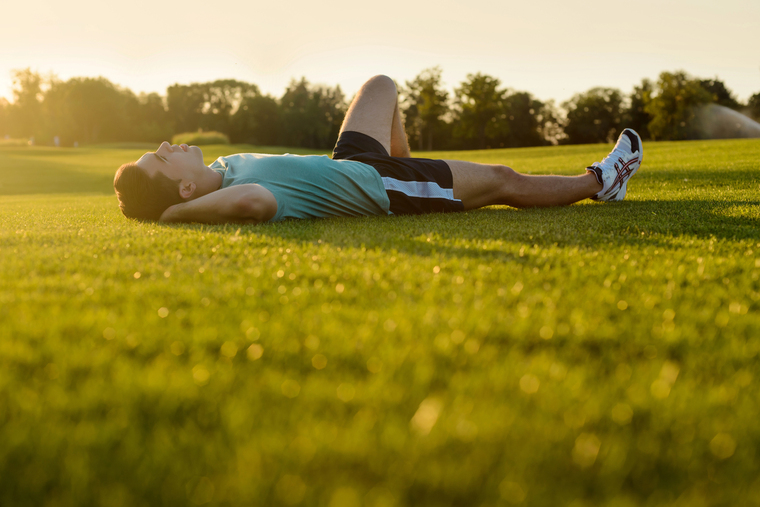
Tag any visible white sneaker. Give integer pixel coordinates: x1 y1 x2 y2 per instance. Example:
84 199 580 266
586 128 643 201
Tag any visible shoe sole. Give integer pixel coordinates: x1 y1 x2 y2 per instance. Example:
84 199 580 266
624 128 643 167
609 180 627 201
620 129 642 201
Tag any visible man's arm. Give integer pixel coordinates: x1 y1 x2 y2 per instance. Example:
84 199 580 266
159 184 278 224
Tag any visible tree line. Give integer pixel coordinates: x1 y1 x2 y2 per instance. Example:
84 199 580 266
1 67 759 150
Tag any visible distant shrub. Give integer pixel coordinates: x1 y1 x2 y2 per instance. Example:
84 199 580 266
171 131 230 145
0 138 31 147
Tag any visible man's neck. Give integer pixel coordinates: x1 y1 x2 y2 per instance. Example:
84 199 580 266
194 166 224 198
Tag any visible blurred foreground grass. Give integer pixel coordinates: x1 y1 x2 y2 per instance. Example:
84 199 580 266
1 140 759 506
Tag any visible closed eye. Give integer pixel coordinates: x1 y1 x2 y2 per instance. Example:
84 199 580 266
153 153 168 163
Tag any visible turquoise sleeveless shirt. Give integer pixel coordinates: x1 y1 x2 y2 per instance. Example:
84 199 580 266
210 153 391 222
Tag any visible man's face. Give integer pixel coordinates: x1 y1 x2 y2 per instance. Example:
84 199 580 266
136 142 206 182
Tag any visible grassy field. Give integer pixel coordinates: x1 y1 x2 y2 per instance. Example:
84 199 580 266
1 139 759 506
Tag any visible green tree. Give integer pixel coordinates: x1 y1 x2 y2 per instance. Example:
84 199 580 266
453 73 508 149
624 79 653 140
699 79 740 110
167 80 258 137
0 97 8 137
230 94 281 145
646 71 712 140
200 79 259 134
279 78 311 147
279 78 346 149
501 91 545 147
401 67 450 151
135 92 172 142
562 87 623 144
746 92 760 121
7 68 44 139
310 83 346 149
166 83 206 135
536 100 565 145
43 76 141 144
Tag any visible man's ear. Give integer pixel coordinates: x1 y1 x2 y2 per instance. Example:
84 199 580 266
179 181 196 200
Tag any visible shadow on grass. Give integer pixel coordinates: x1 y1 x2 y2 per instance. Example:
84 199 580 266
166 199 759 260
641 168 760 183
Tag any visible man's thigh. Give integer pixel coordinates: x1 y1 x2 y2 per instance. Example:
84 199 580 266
339 75 398 154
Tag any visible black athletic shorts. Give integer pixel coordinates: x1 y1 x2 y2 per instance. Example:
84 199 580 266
332 131 464 215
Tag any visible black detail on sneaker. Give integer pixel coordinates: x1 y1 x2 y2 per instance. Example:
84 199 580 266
623 129 639 153
587 166 603 185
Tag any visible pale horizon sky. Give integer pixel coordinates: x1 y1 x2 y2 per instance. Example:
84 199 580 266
2 0 759 107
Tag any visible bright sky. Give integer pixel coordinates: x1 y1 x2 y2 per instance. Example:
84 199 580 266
2 0 759 106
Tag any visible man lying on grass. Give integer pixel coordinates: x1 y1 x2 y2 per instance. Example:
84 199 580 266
113 75 643 224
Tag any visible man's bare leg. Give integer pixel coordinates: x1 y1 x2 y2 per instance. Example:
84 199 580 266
340 75 411 157
342 75 597 209
390 100 411 157
446 160 602 209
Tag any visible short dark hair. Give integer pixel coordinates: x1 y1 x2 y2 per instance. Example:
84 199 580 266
113 162 185 221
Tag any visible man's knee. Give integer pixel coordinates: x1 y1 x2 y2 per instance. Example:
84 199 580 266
492 165 520 196
361 75 397 96
492 165 517 183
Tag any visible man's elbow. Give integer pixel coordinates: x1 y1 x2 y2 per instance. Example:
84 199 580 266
232 198 258 220
234 197 274 223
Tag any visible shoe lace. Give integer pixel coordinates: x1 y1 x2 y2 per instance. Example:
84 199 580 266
602 150 632 169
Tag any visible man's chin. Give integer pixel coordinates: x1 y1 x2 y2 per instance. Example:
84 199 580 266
191 145 204 160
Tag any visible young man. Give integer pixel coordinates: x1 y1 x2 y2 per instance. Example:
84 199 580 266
113 75 642 224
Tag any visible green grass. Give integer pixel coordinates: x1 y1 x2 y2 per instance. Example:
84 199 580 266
1 140 759 506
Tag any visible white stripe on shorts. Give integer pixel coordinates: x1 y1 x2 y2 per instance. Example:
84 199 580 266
381 177 460 201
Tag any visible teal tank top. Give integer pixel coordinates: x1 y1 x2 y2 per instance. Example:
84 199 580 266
210 153 391 222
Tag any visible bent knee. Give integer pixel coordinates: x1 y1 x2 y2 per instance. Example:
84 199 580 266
362 74 397 94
